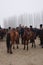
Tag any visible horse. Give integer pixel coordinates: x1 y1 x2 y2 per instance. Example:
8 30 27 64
0 28 7 39
6 28 19 54
29 28 43 48
21 28 36 50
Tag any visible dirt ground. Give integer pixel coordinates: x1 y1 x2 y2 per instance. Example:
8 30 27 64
0 38 43 65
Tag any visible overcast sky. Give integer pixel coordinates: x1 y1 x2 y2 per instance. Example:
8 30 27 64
0 0 43 27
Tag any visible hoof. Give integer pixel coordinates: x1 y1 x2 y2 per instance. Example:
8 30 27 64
42 46 43 48
10 51 13 54
31 46 33 48
7 50 9 53
34 45 36 48
32 45 33 48
13 47 15 49
23 48 25 50
17 46 19 49
27 48 28 51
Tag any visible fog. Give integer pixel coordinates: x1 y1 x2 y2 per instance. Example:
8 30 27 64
0 0 43 28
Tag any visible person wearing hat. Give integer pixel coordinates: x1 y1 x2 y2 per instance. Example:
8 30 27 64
39 24 43 48
30 25 34 32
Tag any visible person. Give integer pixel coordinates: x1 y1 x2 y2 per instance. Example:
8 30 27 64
29 25 36 47
39 24 43 48
30 25 34 32
19 24 22 36
20 25 24 44
40 24 43 30
8 27 11 31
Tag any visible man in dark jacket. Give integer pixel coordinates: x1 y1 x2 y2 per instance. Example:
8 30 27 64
20 26 24 44
30 25 35 32
39 24 43 48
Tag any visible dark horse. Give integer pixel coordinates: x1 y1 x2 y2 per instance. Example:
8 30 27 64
29 28 43 48
0 28 7 39
6 28 19 54
21 28 36 50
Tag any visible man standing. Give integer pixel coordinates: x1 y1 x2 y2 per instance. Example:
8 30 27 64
39 24 43 48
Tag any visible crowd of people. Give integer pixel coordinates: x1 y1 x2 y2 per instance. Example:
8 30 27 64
0 24 43 54
5 24 43 54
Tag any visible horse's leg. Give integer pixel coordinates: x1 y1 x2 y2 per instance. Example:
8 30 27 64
13 42 15 49
22 38 24 44
13 46 15 49
6 33 10 53
10 41 13 54
34 40 36 48
23 40 25 50
17 44 19 49
16 39 19 49
32 42 33 48
27 40 28 50
6 42 10 53
42 40 43 48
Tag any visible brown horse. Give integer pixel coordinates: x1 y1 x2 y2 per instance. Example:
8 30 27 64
22 28 36 50
6 28 19 54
